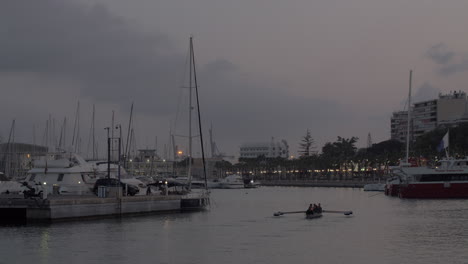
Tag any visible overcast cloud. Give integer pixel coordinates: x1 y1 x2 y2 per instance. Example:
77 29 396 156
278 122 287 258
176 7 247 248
1 0 467 158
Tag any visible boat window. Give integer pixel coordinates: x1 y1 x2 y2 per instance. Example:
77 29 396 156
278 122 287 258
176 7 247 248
420 174 468 182
57 174 65 181
82 174 93 183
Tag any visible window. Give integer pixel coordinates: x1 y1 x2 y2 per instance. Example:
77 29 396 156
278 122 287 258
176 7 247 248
57 174 65 181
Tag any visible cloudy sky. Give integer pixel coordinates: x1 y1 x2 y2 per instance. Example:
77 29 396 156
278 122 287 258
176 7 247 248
1 0 468 159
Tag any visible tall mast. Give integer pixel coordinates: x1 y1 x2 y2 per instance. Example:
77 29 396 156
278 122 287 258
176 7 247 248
406 70 412 163
111 110 115 160
209 123 214 158
125 102 134 167
192 37 208 190
72 101 80 153
187 36 193 188
63 117 67 150
92 104 96 159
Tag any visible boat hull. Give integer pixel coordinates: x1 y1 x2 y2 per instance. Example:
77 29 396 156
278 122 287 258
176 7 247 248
398 182 468 198
385 184 400 197
363 183 385 191
218 183 245 189
305 212 322 219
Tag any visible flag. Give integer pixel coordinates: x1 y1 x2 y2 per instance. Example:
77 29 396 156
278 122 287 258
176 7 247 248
437 131 449 152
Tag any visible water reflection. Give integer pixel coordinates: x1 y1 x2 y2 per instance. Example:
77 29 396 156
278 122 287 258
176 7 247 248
1 188 468 264
40 229 49 264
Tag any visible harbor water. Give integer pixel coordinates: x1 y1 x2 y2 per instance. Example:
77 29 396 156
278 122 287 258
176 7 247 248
1 186 468 264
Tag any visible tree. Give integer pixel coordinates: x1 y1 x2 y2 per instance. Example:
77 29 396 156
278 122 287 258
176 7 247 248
299 129 315 157
320 136 359 168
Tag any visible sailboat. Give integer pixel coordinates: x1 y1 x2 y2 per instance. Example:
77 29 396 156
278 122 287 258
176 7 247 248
385 70 413 197
384 71 468 198
179 36 210 210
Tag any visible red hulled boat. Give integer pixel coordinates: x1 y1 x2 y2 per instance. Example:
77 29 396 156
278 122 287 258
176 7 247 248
391 158 468 198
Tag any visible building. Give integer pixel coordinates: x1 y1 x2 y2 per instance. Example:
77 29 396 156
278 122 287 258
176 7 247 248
412 99 437 138
390 111 409 142
239 138 289 159
391 91 468 142
437 91 468 125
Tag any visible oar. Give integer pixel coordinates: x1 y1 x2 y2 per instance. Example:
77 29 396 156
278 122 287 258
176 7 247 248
273 211 305 216
322 210 353 215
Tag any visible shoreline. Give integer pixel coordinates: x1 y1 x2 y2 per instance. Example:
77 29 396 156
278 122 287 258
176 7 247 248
260 180 385 188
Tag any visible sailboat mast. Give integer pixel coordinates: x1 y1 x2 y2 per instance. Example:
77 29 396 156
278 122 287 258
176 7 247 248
125 102 134 168
406 70 412 163
92 104 96 159
187 37 194 188
192 37 208 190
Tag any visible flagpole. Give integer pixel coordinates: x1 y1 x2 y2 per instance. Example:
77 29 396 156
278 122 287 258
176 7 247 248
446 128 450 159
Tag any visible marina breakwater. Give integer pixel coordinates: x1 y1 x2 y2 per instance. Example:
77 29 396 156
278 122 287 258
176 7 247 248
260 179 384 188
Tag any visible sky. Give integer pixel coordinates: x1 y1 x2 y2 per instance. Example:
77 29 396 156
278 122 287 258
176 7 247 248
1 0 468 159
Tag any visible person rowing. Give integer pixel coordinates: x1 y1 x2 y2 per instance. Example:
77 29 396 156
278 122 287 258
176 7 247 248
306 203 321 215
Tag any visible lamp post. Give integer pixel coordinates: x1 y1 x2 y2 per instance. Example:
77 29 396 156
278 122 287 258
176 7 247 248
104 127 110 179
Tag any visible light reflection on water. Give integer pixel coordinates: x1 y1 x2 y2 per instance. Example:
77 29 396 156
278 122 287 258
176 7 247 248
1 187 468 264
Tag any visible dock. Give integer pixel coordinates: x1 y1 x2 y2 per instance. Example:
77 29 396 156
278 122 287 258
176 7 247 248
0 193 182 222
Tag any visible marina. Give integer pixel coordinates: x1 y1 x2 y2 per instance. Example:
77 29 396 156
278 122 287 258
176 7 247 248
2 187 468 264
2 0 468 263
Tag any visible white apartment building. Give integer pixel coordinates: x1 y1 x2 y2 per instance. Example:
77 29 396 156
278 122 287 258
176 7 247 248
391 91 468 142
390 111 409 142
239 138 289 159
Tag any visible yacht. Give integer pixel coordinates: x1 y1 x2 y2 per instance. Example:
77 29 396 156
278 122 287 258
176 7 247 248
394 158 468 198
25 153 96 195
219 174 245 189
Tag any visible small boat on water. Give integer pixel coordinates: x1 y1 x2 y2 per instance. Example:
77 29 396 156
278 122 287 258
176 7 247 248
305 212 322 219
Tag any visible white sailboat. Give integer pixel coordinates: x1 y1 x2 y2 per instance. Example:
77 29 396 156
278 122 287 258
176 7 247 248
179 36 210 210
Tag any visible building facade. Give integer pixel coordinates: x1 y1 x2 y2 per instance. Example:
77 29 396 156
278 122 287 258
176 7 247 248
239 138 289 159
412 99 437 138
391 111 409 142
391 91 468 142
437 91 468 125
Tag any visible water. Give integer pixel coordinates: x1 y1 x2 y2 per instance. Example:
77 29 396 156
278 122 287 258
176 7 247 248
1 187 468 264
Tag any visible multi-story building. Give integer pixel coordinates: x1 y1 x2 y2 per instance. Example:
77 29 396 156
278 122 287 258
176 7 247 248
391 111 409 142
438 91 468 125
239 138 289 159
412 99 437 138
391 91 468 142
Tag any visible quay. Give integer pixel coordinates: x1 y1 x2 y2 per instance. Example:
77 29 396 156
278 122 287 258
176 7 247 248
261 180 384 188
0 193 182 223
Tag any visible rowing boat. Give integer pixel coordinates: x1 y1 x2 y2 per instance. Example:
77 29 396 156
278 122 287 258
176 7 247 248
305 212 322 219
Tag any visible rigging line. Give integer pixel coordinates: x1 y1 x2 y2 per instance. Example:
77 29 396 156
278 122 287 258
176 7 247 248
191 37 209 190
173 43 192 135
125 102 133 165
